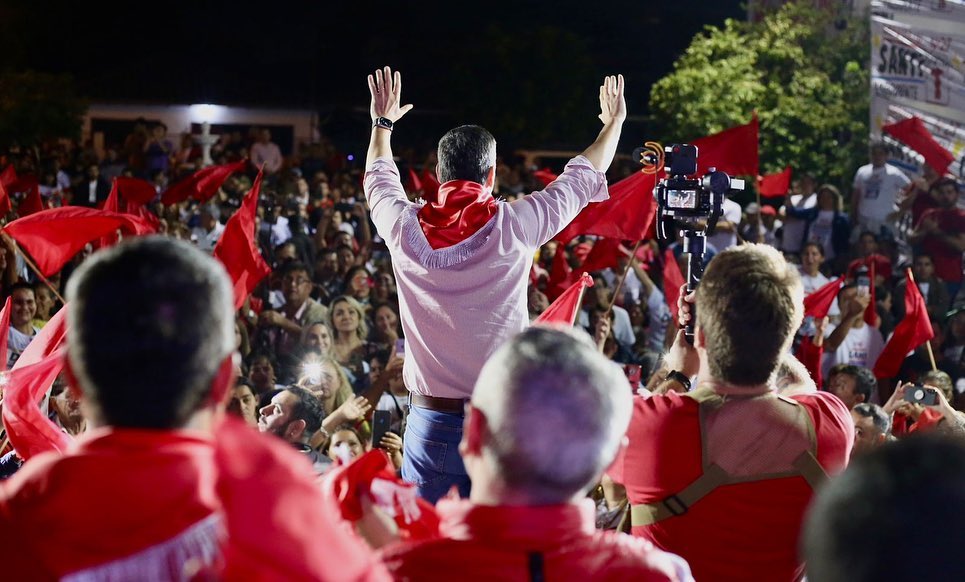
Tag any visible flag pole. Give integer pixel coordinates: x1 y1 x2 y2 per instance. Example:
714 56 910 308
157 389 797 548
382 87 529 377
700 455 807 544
9 240 66 304
605 239 643 315
907 268 937 371
571 274 593 325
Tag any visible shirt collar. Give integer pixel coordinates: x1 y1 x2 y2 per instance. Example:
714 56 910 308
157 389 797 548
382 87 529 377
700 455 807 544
436 498 596 549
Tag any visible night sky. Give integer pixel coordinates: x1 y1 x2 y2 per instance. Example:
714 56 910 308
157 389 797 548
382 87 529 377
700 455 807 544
1 0 744 149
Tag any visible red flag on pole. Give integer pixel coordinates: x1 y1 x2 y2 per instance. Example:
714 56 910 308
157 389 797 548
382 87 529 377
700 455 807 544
214 170 272 310
662 248 686 321
883 116 955 176
873 269 935 379
1 350 70 461
864 259 877 327
420 168 440 203
758 166 792 198
102 179 120 213
406 168 422 194
555 170 657 243
115 176 158 208
535 272 594 326
545 244 575 301
803 276 844 318
161 160 247 205
692 113 759 177
17 182 44 217
0 297 10 371
533 168 559 187
579 237 624 273
0 165 16 189
0 178 11 217
13 307 67 371
4 207 154 276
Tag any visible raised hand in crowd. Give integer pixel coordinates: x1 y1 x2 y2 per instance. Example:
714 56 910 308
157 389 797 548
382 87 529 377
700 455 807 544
378 431 404 470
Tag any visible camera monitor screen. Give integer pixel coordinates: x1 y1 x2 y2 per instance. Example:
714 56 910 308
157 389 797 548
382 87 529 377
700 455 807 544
667 189 698 210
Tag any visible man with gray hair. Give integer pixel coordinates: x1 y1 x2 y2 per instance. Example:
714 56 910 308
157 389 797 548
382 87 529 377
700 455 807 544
192 203 225 253
363 66 628 502
380 326 692 581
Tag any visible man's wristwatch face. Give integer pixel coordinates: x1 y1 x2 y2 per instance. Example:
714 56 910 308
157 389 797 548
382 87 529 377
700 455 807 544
374 117 394 130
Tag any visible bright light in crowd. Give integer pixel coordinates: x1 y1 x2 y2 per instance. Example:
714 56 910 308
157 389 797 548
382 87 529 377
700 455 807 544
189 103 228 123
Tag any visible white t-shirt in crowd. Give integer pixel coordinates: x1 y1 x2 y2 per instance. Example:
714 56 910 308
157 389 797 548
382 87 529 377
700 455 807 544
852 162 911 226
806 210 837 259
781 192 817 253
7 326 39 369
707 198 742 252
821 322 885 380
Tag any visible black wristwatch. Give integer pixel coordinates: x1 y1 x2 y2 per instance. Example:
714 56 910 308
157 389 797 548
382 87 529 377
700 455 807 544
665 370 692 391
373 117 394 131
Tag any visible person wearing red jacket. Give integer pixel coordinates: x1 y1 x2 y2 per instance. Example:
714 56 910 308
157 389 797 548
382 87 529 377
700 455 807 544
0 237 387 581
380 326 693 581
610 244 854 581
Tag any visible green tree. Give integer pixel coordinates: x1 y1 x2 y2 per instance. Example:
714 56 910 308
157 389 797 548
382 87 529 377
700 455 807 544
0 71 87 148
649 1 869 188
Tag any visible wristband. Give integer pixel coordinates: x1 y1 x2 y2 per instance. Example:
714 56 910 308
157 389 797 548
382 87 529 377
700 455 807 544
665 370 692 391
373 117 394 131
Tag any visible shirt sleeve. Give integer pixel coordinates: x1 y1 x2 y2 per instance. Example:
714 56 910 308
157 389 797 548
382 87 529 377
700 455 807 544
363 158 416 248
507 155 609 248
792 391 854 475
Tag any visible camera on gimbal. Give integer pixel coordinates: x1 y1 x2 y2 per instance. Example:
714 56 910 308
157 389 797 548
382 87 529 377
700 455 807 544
653 144 745 241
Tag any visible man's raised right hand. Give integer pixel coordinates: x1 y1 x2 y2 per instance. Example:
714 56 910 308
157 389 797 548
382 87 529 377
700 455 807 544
368 66 414 123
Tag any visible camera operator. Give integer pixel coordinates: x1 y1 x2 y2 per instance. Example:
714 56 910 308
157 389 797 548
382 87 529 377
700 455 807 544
608 244 853 581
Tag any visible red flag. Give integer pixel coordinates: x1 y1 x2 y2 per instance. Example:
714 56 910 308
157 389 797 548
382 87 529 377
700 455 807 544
662 248 686 321
0 165 16 189
545 244 574 301
214 170 272 310
873 269 935 379
102 179 120 213
883 116 955 175
533 168 559 187
0 297 10 372
406 168 422 194
420 167 440 203
692 113 759 177
13 307 67 371
1 350 70 461
535 272 594 326
758 166 792 198
579 237 624 273
555 170 657 243
864 259 877 327
114 176 158 208
17 182 44 217
0 177 11 217
161 160 247 205
803 276 844 318
4 207 152 276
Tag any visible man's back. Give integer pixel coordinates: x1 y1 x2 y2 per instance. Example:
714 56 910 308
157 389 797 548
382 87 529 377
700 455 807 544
380 500 690 581
610 390 852 581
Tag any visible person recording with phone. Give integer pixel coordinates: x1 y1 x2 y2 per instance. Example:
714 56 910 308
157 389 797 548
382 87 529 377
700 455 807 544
883 371 965 437
822 282 885 385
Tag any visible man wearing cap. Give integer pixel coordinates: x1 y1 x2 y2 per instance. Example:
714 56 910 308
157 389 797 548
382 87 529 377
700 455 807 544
362 66 627 502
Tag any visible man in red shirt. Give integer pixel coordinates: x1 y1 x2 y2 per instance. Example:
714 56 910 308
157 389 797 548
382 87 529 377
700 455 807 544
609 244 853 581
908 177 964 297
381 326 693 581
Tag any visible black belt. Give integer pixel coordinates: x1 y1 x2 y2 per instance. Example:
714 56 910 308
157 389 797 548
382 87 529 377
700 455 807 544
409 393 468 415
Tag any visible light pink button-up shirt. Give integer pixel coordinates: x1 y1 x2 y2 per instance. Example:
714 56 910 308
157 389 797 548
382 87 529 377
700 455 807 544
363 156 609 399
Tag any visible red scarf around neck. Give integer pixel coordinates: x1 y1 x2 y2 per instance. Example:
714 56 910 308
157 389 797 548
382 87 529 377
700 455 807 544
417 180 498 249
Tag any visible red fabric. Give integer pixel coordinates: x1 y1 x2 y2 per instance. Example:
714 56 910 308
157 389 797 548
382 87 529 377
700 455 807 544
892 408 945 436
12 307 67 371
420 168 441 204
803 276 844 318
692 113 759 177
322 449 439 541
417 180 499 250
407 168 423 194
114 176 158 207
4 207 154 276
873 269 935 379
1 350 70 461
795 336 824 388
0 297 10 372
757 166 792 198
883 116 955 175
609 390 851 581
213 170 272 310
847 254 893 282
555 171 657 244
865 259 877 326
546 245 575 301
662 248 685 322
160 160 246 205
0 178 11 217
381 499 686 582
579 237 623 273
917 207 965 283
535 273 594 326
0 165 16 189
533 168 559 187
17 182 44 217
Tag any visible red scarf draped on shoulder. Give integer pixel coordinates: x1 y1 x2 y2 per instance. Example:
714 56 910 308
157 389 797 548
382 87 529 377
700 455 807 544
417 180 498 249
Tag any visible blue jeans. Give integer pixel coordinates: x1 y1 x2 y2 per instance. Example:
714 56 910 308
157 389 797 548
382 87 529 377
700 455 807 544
401 405 471 504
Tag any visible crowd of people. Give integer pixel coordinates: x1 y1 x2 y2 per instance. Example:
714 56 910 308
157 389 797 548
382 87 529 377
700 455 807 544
0 65 962 580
